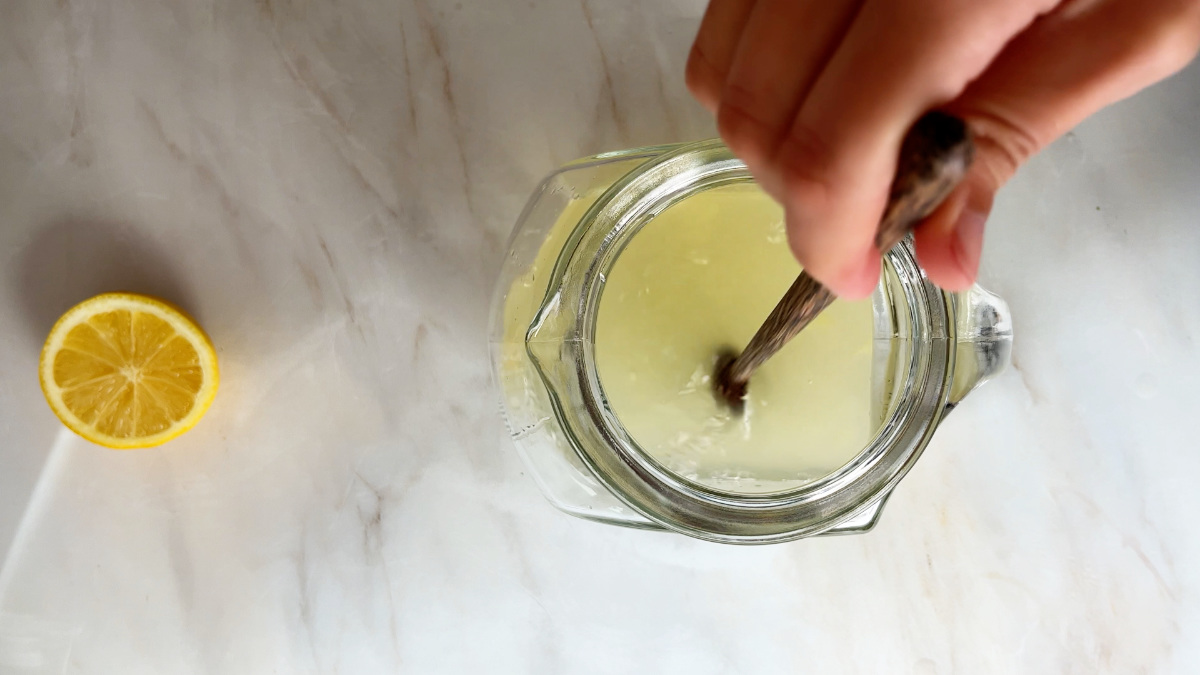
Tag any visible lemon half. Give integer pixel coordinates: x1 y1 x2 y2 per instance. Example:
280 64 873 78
39 292 219 449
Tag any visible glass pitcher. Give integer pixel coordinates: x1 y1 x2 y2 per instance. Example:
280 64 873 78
488 140 1012 544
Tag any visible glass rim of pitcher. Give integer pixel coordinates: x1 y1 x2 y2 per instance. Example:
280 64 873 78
525 139 960 544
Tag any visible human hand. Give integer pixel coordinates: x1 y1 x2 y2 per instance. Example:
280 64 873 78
687 0 1200 297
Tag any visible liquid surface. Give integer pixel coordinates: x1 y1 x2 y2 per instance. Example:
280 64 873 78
595 184 876 491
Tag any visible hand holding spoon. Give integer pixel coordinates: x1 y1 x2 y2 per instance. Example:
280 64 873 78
714 111 976 411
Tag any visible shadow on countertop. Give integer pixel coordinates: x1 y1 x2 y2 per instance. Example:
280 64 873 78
12 218 198 346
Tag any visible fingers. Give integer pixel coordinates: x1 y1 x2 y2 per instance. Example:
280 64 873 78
686 0 759 113
912 168 994 291
686 0 1200 297
778 0 1054 298
916 0 1200 289
717 0 864 192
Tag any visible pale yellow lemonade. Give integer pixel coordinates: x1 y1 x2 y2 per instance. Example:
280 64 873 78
594 183 876 488
501 180 878 492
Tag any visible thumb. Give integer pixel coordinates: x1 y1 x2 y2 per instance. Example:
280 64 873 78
914 0 1200 290
912 146 1000 292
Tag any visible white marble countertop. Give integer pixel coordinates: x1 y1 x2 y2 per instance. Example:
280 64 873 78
1 1 1199 673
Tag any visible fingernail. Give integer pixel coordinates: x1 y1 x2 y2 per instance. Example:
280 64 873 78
848 247 882 299
951 208 987 282
827 247 880 300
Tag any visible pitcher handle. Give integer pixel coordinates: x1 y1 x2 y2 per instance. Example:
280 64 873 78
947 283 1013 410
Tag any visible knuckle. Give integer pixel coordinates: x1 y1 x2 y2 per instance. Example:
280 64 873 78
776 121 836 194
716 86 777 162
960 108 1040 185
685 45 724 102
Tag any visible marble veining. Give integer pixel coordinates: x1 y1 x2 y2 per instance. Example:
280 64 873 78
1 0 1199 673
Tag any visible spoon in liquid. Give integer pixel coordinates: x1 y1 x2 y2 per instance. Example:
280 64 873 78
714 111 976 412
